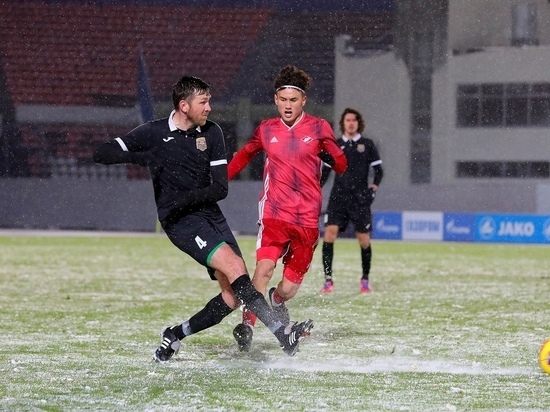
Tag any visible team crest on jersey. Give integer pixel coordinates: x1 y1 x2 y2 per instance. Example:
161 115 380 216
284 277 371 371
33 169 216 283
302 136 313 144
196 137 207 151
357 144 366 153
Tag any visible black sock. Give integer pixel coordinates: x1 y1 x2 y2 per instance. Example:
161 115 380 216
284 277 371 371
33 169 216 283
322 242 334 281
176 293 233 337
171 324 186 340
361 245 372 280
231 274 281 333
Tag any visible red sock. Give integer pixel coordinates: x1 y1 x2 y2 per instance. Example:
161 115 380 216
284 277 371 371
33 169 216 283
242 307 257 327
272 289 285 306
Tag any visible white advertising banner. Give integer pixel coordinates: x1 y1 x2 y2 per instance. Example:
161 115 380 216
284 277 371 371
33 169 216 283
402 211 444 241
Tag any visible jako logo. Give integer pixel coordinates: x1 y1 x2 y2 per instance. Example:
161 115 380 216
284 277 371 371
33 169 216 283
478 217 496 239
376 218 399 233
497 221 535 237
445 219 471 234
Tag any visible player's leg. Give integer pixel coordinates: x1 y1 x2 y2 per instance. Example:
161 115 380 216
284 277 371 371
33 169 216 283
155 271 241 362
321 225 337 292
234 219 286 350
269 224 319 327
158 215 259 354
229 256 314 357
207 218 313 355
352 206 374 293
155 215 244 362
164 271 241 339
275 224 318 302
243 259 276 326
181 213 277 329
161 214 313 357
206 233 287 336
232 258 276 351
321 206 347 292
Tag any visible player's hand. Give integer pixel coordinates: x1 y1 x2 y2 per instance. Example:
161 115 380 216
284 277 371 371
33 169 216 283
368 188 376 203
318 151 335 167
356 188 375 205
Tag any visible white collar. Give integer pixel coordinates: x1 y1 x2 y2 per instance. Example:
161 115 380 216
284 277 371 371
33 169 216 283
279 111 304 130
342 133 361 143
168 110 201 133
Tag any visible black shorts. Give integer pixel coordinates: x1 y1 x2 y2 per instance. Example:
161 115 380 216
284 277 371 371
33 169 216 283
325 201 373 234
163 212 242 280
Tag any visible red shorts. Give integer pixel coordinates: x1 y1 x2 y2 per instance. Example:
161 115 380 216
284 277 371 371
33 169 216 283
256 218 319 284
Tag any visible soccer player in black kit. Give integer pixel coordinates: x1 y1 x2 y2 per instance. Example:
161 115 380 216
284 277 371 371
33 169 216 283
93 76 313 360
320 108 383 294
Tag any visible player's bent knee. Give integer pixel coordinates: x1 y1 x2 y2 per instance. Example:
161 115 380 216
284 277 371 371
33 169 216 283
278 280 300 301
221 290 241 309
324 226 339 242
282 266 305 286
210 245 247 280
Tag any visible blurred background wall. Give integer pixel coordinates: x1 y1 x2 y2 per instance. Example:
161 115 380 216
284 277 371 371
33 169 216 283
1 0 549 233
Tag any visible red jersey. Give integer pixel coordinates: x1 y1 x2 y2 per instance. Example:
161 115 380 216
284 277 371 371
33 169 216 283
229 112 346 228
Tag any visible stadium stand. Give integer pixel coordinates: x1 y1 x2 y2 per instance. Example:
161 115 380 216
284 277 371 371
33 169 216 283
0 1 393 178
0 1 273 177
0 2 272 106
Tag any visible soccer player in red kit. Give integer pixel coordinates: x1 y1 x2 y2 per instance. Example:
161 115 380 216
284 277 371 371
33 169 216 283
228 65 347 351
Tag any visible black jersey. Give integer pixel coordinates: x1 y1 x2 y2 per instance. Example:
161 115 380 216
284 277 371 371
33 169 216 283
329 135 382 201
114 111 228 223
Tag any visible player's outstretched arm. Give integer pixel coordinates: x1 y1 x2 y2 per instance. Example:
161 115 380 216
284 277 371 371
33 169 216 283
228 147 257 180
93 140 154 166
228 126 263 180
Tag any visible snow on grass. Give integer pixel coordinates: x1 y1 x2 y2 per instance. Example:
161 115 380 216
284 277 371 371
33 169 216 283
1 233 549 411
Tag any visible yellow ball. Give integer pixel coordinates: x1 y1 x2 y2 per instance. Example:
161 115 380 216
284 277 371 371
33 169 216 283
539 338 550 374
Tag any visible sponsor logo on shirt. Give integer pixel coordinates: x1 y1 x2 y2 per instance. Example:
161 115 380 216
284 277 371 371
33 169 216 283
196 137 207 151
302 136 313 143
163 136 175 142
270 136 279 143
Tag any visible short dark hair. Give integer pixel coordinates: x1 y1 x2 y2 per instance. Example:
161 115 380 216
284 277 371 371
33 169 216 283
172 76 210 109
339 107 365 134
273 65 312 93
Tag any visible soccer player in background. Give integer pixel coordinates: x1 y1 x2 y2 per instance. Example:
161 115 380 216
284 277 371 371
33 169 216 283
228 65 347 351
320 108 384 294
93 75 313 360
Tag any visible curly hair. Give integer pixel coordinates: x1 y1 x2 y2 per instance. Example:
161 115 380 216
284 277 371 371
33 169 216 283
273 65 312 93
339 107 365 134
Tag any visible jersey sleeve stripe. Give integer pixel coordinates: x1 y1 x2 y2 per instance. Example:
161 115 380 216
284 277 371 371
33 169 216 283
115 137 129 152
370 159 383 166
210 159 228 166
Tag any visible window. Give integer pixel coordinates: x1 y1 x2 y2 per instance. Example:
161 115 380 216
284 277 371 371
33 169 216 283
456 161 550 178
456 82 550 127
